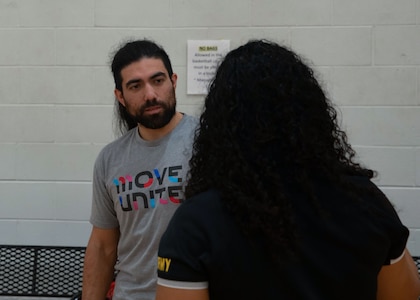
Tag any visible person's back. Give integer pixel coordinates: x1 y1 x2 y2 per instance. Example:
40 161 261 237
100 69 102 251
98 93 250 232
156 39 420 300
158 175 409 300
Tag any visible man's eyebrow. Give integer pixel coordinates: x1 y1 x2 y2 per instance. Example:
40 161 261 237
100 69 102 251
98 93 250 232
125 78 141 88
150 71 167 79
125 71 167 88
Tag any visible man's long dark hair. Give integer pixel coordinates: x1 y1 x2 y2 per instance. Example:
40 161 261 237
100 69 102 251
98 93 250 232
186 40 375 263
111 39 174 135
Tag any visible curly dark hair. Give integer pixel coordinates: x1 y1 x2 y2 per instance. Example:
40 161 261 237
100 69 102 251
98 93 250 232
186 40 374 263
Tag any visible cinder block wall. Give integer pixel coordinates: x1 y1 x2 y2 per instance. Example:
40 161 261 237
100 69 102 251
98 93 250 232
0 0 419 255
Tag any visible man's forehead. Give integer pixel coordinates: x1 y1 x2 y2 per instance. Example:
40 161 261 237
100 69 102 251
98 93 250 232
126 57 166 72
121 57 168 80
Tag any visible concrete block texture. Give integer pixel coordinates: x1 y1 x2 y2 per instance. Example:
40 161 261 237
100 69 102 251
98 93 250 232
382 187 420 228
330 67 418 106
19 0 94 27
0 0 19 27
250 0 332 26
0 67 20 103
374 25 420 65
355 146 417 186
19 67 107 105
0 181 91 221
0 219 91 246
0 105 55 143
291 27 372 66
0 0 418 251
340 107 420 146
96 0 172 27
0 144 17 180
0 29 55 66
171 0 251 27
14 143 103 181
417 148 420 186
333 0 417 25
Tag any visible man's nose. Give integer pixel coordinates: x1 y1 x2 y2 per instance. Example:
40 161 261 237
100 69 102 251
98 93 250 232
143 83 157 101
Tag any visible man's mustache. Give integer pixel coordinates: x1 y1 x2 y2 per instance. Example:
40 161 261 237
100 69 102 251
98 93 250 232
141 100 166 111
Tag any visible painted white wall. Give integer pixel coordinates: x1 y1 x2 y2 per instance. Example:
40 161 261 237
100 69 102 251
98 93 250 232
0 0 419 255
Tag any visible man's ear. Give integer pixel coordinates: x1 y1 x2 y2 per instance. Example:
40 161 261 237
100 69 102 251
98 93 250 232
114 89 125 106
171 73 178 89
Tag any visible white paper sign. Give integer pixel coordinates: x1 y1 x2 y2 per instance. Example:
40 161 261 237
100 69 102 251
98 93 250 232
187 40 230 95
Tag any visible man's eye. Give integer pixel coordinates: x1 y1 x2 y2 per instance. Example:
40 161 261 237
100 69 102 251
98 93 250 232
129 84 140 90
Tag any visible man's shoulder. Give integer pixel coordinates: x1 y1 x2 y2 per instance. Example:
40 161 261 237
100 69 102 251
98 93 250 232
180 113 199 127
97 128 137 158
171 113 199 139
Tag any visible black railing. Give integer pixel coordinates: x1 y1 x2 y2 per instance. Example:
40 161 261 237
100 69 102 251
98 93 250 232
0 245 85 297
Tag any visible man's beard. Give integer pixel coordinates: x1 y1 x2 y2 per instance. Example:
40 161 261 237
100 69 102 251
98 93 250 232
129 96 176 130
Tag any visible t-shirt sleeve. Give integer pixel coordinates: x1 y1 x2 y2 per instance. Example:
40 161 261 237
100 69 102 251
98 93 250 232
89 150 119 229
382 203 408 265
369 181 409 265
157 201 209 289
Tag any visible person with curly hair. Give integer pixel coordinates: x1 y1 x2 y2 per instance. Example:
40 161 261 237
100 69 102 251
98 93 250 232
155 40 420 300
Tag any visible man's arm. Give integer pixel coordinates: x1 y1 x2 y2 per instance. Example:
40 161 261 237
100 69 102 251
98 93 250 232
377 248 420 300
82 226 120 300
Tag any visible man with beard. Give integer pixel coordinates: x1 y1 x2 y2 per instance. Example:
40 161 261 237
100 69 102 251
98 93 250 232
82 39 198 300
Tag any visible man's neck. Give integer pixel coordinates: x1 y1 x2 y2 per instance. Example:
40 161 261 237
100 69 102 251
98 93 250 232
137 112 183 141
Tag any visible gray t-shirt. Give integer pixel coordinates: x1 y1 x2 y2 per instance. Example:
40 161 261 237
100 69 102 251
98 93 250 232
90 114 198 300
